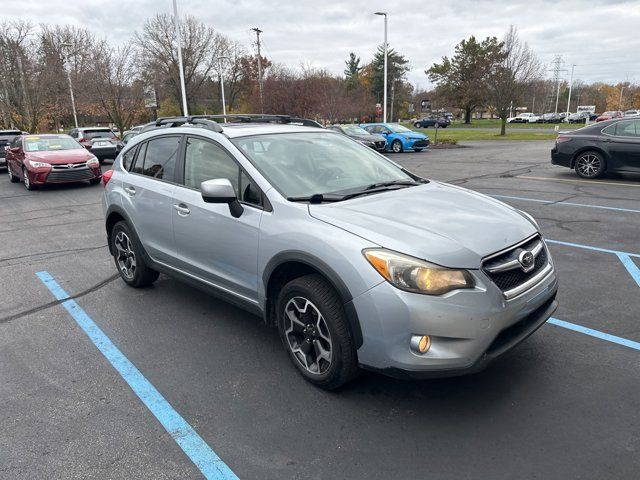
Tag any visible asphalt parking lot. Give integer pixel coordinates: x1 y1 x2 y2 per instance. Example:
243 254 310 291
1 140 639 479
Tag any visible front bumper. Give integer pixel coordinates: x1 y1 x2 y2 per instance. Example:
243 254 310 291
26 166 102 185
350 260 558 377
409 139 430 149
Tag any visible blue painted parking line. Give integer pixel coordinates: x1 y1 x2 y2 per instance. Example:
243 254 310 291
616 253 640 289
548 318 640 352
36 271 238 480
491 194 640 214
546 239 640 259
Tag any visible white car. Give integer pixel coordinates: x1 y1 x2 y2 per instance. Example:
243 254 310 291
624 109 640 117
527 114 542 123
507 113 535 123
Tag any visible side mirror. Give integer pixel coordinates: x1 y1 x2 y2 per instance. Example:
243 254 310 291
84 144 92 150
9 146 19 153
201 178 244 218
381 131 389 135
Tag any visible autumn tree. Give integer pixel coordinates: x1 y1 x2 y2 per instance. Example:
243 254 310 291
427 36 504 123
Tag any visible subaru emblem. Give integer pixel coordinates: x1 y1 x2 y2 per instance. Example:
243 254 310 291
518 250 535 272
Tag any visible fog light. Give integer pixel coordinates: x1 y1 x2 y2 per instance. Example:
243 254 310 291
410 335 431 354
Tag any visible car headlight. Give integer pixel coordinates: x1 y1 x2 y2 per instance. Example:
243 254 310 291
86 157 99 166
28 160 51 168
363 249 474 295
519 210 539 229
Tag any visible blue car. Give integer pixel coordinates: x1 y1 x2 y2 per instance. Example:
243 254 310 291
360 123 429 153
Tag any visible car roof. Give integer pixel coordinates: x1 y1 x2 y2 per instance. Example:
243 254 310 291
78 127 113 131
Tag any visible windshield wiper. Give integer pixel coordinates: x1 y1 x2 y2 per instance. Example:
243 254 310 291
363 179 424 190
287 193 344 203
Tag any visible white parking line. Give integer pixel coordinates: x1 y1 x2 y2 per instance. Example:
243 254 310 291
516 175 640 188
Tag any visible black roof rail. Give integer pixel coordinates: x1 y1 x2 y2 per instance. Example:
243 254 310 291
138 114 324 134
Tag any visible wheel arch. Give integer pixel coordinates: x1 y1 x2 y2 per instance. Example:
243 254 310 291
571 146 609 169
263 251 364 349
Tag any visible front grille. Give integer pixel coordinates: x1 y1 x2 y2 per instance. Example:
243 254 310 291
413 140 430 148
47 168 96 182
375 141 386 149
52 162 87 170
482 235 549 293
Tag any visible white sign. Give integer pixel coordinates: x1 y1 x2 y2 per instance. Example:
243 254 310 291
144 86 157 109
577 105 596 114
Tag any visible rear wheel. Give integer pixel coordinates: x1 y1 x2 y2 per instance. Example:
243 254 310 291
391 139 403 153
8 164 19 183
414 122 421 128
277 274 359 390
111 221 159 287
89 178 101 185
575 151 605 179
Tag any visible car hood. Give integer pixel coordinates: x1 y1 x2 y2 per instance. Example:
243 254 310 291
308 181 537 269
26 149 93 164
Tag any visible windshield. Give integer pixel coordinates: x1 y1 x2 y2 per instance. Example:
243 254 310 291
388 124 412 133
234 132 414 198
24 136 83 152
341 125 369 136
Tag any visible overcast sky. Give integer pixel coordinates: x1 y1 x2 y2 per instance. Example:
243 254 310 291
6 0 640 88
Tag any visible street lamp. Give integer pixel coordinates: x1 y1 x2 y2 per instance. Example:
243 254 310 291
374 12 388 123
172 0 189 116
216 55 230 121
565 64 576 121
60 43 78 128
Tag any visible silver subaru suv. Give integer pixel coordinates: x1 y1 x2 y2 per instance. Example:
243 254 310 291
102 115 558 389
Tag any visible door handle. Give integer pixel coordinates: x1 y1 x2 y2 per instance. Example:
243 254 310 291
124 186 136 196
173 204 190 216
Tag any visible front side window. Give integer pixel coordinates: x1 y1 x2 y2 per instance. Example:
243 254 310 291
234 132 414 198
183 137 263 207
140 136 179 181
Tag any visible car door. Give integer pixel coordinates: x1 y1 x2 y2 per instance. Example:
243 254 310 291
8 137 25 177
605 120 640 172
121 135 180 263
170 135 263 304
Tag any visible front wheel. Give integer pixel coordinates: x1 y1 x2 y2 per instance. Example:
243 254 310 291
23 167 36 190
391 139 403 153
414 148 423 152
277 274 359 390
574 151 606 179
414 122 421 128
111 221 159 287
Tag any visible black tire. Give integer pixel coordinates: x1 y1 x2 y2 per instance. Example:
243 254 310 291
574 151 606 179
276 274 359 390
391 139 403 153
22 167 36 190
89 178 101 185
110 221 159 287
414 148 423 152
8 165 19 183
414 122 421 128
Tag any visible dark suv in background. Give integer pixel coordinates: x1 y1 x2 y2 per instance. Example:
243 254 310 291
69 127 124 163
0 129 24 169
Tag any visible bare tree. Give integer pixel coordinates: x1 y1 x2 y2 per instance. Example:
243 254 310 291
488 26 543 135
89 41 145 134
135 14 221 111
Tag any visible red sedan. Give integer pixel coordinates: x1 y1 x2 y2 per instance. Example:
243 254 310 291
595 110 623 122
6 134 102 190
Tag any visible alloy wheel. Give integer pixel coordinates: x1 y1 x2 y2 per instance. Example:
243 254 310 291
576 154 601 177
283 296 333 375
392 140 402 153
114 231 137 280
23 167 30 190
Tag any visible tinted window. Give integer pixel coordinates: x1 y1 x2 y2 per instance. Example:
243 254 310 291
141 137 179 181
131 143 146 174
83 129 117 140
122 145 138 171
616 120 640 137
239 170 262 206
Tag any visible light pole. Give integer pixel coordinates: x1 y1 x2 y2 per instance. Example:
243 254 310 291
374 12 388 123
565 64 575 121
216 55 230 121
172 0 189 116
60 43 78 128
619 86 625 110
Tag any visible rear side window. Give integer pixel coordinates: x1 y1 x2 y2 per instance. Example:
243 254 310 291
121 145 138 171
141 136 180 181
131 143 147 175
